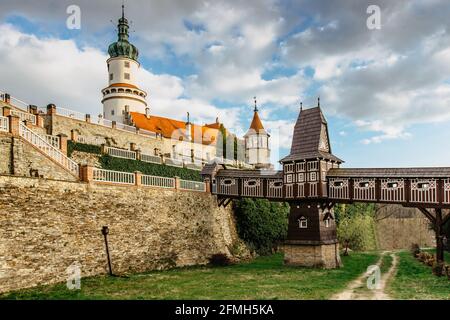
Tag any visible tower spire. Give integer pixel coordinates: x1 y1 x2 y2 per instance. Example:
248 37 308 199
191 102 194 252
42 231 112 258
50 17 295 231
122 2 125 20
254 96 258 112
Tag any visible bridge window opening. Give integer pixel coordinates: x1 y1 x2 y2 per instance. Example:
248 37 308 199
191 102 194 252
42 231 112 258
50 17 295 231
417 182 430 189
309 172 317 182
298 217 307 229
387 182 399 189
333 181 344 187
273 181 283 187
359 181 370 188
298 173 304 182
324 218 330 228
246 180 258 187
286 175 293 183
222 179 234 185
307 161 319 171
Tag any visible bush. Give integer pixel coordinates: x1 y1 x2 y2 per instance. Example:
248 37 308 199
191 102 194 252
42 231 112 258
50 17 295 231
67 141 101 157
336 203 377 251
99 155 202 181
411 243 421 257
233 199 289 256
209 253 234 266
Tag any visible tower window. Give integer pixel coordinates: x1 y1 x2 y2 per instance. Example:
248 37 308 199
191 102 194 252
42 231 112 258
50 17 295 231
298 217 308 229
124 61 130 68
124 73 130 80
109 73 113 81
325 218 330 228
111 110 115 116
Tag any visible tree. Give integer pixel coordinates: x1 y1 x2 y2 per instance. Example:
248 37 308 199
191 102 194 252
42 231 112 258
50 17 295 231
418 208 450 263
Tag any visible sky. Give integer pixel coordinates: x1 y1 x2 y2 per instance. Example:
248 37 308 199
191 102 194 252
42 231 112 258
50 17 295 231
0 0 450 169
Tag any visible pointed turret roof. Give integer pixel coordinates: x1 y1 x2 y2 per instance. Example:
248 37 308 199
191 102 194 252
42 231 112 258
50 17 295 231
245 97 268 137
281 106 343 163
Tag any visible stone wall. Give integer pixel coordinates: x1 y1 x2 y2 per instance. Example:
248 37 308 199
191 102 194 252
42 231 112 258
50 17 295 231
282 243 341 269
0 132 77 181
0 175 248 293
47 114 164 155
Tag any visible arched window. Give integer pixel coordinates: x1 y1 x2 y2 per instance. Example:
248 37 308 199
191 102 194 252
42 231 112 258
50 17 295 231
298 216 307 229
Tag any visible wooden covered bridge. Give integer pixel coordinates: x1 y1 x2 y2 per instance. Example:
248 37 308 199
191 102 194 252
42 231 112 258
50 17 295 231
202 104 450 268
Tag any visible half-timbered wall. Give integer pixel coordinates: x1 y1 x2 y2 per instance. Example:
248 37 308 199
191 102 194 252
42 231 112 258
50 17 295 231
410 179 437 203
241 178 263 197
444 179 450 204
217 177 239 196
380 179 405 202
328 178 350 199
353 178 376 201
267 179 283 198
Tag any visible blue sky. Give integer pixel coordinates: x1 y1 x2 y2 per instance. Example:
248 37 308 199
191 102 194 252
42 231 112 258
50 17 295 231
1 0 450 168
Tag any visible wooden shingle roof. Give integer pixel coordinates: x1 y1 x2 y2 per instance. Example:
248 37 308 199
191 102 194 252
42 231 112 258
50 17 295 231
281 107 343 163
327 167 450 178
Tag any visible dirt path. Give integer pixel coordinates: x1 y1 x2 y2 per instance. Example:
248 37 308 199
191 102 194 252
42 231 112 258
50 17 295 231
330 252 398 300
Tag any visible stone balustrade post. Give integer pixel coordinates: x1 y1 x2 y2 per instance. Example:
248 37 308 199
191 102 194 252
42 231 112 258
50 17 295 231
3 106 11 117
80 165 94 182
100 144 107 154
85 114 91 123
36 115 44 128
135 171 142 187
174 176 181 190
57 134 68 155
3 93 10 104
135 149 141 161
70 129 78 142
112 121 116 129
204 178 211 193
8 115 20 136
24 120 32 129
47 104 56 116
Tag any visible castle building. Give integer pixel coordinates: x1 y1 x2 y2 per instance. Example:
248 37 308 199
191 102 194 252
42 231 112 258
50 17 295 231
102 5 147 123
100 6 270 169
244 99 271 169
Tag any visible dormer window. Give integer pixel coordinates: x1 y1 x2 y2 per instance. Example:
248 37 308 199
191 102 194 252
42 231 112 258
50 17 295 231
298 216 308 229
417 182 430 189
359 181 370 188
387 182 399 189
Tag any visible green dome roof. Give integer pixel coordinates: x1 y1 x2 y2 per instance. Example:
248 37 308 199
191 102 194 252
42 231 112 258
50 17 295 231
108 8 139 61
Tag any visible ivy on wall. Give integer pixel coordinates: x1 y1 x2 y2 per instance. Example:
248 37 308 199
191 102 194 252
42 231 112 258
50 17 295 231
233 198 289 255
99 155 202 181
67 141 101 157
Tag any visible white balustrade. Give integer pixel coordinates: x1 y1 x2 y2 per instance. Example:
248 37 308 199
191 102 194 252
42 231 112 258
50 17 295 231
55 107 86 121
92 168 135 184
77 135 107 146
105 146 136 160
141 153 162 164
179 179 206 192
138 129 157 138
0 116 8 132
115 122 136 133
165 158 184 168
44 135 60 148
141 175 175 188
10 109 36 125
19 123 79 176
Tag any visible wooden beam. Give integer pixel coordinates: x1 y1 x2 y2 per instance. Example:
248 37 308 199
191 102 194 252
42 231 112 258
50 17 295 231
223 198 232 208
441 210 450 226
418 207 436 224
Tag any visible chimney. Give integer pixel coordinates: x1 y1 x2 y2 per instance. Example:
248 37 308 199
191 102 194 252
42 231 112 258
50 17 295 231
145 107 150 118
186 112 192 142
216 117 219 124
3 93 10 104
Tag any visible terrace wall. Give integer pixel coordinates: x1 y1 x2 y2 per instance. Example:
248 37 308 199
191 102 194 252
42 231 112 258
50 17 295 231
0 175 248 293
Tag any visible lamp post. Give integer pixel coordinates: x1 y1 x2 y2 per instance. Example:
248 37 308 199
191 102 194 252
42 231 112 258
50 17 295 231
101 226 113 276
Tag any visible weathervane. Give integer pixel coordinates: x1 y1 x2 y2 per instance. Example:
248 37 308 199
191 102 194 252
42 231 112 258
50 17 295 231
254 96 258 112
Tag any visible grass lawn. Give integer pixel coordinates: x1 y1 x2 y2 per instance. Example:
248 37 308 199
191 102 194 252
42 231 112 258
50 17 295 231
388 250 450 300
0 252 379 300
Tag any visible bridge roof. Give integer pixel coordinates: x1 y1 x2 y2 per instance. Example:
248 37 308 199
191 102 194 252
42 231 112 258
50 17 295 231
216 169 283 179
327 167 450 178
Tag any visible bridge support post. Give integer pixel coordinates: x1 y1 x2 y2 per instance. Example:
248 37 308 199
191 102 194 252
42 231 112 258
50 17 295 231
281 202 342 269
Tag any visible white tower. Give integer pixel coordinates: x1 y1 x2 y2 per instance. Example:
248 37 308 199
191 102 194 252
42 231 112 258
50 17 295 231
244 98 272 169
102 5 147 123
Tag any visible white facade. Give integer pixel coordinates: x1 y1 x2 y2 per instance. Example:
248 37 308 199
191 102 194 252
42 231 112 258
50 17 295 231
245 132 271 168
102 57 147 123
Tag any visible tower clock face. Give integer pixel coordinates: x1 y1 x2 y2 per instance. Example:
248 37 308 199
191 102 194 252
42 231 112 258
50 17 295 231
319 126 329 152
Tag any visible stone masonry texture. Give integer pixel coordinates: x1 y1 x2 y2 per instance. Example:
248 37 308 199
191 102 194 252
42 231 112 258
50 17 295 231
0 175 248 293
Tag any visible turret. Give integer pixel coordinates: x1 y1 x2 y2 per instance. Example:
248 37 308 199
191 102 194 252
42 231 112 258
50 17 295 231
244 97 272 169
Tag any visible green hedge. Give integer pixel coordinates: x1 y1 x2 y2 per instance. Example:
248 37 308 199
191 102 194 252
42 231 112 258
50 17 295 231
99 155 202 181
233 198 289 255
67 141 101 157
